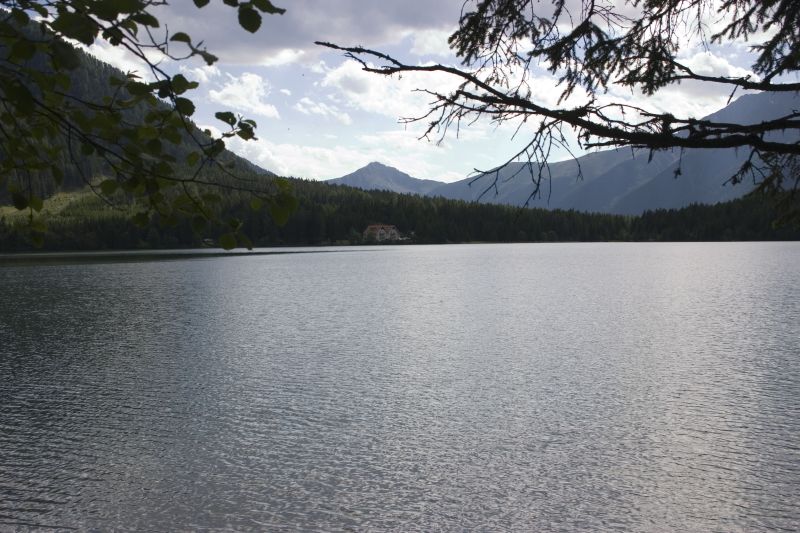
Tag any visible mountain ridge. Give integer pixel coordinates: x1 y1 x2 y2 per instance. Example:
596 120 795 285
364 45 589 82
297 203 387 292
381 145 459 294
327 161 443 195
328 91 800 214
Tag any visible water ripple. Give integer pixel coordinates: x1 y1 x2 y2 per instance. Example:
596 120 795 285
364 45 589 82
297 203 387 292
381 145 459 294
1 243 799 531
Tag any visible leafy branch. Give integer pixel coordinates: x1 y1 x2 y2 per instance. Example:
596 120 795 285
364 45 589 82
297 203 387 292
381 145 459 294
0 0 290 248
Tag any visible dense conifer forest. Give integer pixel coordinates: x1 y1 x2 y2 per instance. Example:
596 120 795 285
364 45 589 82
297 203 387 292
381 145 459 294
1 175 797 252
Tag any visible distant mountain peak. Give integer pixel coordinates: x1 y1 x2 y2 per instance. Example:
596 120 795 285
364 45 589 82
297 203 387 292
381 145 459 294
364 161 391 169
327 161 445 196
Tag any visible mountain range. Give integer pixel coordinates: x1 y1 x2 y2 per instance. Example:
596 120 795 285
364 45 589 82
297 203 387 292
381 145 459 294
327 91 799 214
7 19 796 221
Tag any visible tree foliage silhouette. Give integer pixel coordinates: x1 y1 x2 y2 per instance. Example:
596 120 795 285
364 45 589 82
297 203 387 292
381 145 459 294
0 0 292 247
320 0 800 221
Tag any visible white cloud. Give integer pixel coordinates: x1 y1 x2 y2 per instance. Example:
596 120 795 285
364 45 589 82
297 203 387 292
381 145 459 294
86 41 163 81
294 97 352 125
280 89 292 96
262 49 306 67
310 61 329 74
208 72 280 119
409 28 454 57
679 50 754 79
224 126 473 182
592 50 758 122
322 59 461 119
225 136 372 179
179 64 221 84
152 0 465 65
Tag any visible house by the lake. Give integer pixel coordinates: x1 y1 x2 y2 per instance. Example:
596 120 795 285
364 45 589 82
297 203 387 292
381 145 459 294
363 224 401 242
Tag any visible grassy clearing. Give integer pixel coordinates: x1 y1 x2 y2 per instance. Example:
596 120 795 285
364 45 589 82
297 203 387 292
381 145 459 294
1 190 97 220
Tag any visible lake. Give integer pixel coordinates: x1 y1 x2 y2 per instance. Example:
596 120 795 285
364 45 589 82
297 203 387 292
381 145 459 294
1 243 798 531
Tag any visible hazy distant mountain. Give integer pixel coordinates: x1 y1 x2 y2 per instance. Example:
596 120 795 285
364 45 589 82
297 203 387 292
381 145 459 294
433 91 800 213
329 91 799 214
606 91 800 214
428 148 678 210
327 161 444 195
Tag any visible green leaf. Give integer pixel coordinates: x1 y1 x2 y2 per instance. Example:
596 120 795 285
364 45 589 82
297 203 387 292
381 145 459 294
7 82 35 114
137 125 159 140
252 0 286 14
269 193 298 225
238 6 262 33
171 32 192 43
29 195 44 212
53 73 72 90
186 151 201 166
30 219 47 233
238 233 254 250
11 193 28 210
102 26 125 45
219 233 237 250
116 0 145 14
145 138 162 155
126 81 151 96
193 0 211 6
155 161 173 175
100 179 119 195
122 175 142 193
132 12 160 27
171 74 198 95
175 97 195 116
11 39 37 61
199 50 218 65
10 8 30 26
250 197 263 210
156 80 171 98
207 139 226 158
51 12 97 45
162 127 182 145
215 111 237 126
120 18 139 37
237 124 255 140
269 204 292 225
92 1 121 21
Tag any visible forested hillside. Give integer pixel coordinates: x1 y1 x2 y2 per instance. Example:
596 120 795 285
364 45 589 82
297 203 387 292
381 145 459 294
0 20 270 203
1 176 797 252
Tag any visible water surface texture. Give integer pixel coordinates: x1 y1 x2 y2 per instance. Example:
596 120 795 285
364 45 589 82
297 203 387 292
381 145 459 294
1 243 799 531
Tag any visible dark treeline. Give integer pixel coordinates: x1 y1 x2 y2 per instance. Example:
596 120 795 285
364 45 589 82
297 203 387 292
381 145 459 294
237 180 629 245
630 198 799 241
1 178 797 252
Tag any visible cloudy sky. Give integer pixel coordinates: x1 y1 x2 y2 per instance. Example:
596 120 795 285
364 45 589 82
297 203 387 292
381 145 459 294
88 0 758 182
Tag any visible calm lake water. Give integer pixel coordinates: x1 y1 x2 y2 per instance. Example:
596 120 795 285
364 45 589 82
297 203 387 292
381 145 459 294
1 243 798 531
